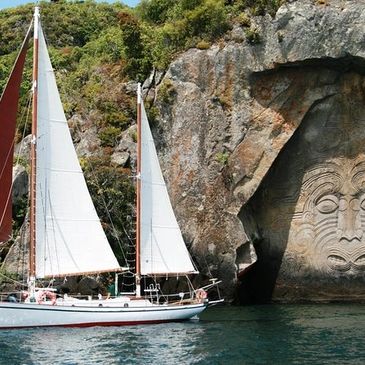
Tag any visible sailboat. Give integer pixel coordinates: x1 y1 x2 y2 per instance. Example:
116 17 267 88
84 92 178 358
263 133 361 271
0 7 222 329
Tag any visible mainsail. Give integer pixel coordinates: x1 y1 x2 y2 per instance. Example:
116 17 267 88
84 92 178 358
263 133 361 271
0 25 31 242
139 90 198 275
34 21 120 278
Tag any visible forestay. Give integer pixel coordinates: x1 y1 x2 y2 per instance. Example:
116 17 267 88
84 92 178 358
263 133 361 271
139 94 198 275
35 23 120 278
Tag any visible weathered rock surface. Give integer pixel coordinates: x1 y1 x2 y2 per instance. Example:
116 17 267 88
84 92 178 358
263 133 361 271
71 114 102 157
146 0 365 301
111 125 137 168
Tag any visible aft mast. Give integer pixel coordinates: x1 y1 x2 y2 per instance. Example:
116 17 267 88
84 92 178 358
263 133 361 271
136 83 142 297
29 6 40 285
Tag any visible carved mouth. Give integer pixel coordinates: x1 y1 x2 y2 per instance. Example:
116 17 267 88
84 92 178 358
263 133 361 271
326 246 365 271
327 255 350 271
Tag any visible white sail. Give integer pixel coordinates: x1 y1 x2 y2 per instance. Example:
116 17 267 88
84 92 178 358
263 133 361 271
35 24 120 278
139 95 198 275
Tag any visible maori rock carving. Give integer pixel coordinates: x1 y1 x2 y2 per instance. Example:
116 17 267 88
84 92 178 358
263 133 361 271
290 158 365 274
240 71 365 301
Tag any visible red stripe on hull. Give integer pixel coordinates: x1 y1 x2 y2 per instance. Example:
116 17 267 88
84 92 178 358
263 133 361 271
0 319 186 330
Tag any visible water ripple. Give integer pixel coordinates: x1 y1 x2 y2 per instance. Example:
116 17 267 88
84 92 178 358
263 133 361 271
0 304 364 365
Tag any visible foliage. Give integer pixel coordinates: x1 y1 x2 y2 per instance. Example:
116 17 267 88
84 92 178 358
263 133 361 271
236 12 251 27
137 0 229 68
12 196 28 233
215 151 229 165
0 4 32 56
137 0 174 25
82 155 135 265
117 10 151 80
38 1 126 48
196 40 211 50
0 268 21 287
158 79 176 104
129 128 138 143
228 0 286 17
13 156 29 170
98 126 121 147
245 26 261 44
82 27 126 64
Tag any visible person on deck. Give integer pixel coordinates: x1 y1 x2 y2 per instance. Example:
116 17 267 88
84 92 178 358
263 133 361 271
106 278 116 299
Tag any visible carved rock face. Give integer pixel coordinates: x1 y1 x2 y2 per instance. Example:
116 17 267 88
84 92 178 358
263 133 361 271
291 157 365 274
241 71 365 301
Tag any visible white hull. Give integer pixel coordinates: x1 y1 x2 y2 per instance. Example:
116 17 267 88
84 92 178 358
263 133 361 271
0 298 207 329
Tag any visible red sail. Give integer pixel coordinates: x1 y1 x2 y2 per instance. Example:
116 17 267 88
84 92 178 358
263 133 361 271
0 26 31 242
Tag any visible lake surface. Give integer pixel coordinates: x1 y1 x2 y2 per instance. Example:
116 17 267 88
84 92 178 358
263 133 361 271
0 304 364 364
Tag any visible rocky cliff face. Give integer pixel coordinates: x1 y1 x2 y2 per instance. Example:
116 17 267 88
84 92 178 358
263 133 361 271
145 0 365 301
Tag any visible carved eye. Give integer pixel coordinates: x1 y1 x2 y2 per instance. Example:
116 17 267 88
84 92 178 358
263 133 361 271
360 199 365 211
316 195 339 214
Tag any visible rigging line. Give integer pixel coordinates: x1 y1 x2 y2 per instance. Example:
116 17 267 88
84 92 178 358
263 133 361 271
20 217 28 284
48 190 61 281
73 121 130 267
17 91 33 162
13 91 34 282
48 194 80 272
202 253 213 279
187 246 199 273
45 186 60 279
185 275 195 295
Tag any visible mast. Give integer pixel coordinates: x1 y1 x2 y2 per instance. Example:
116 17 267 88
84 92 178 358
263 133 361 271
136 83 142 297
29 6 40 280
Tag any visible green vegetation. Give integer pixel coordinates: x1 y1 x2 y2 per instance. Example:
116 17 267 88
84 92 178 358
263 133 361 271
228 0 286 17
82 155 135 264
158 79 175 104
99 126 121 147
12 196 28 233
137 0 230 68
0 0 288 107
196 40 211 50
236 12 251 27
245 26 261 44
215 151 229 165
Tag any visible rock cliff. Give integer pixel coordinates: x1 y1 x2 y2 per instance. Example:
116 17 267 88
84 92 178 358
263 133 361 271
145 0 365 302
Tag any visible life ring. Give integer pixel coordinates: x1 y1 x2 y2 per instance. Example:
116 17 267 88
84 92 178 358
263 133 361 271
196 289 208 301
37 290 57 305
21 291 29 301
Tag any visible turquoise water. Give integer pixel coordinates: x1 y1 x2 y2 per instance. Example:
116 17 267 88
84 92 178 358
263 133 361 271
0 304 364 364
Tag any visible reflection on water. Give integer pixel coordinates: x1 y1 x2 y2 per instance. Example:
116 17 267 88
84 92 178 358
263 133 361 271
0 305 364 365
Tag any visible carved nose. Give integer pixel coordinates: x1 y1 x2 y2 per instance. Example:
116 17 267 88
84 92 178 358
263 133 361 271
339 229 363 242
337 198 363 243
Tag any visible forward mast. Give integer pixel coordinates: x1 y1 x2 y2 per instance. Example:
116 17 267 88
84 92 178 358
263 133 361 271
29 6 40 282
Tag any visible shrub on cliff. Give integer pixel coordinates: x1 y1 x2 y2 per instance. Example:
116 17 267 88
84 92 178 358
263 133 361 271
137 0 229 68
228 0 286 17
